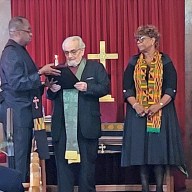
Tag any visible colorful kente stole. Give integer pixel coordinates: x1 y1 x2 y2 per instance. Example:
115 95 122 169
134 52 163 133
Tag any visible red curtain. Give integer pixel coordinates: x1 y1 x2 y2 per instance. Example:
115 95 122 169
11 0 185 131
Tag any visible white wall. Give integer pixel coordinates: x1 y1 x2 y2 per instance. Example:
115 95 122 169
0 0 10 147
0 0 11 56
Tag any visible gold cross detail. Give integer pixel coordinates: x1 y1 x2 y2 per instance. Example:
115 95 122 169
87 41 118 68
87 41 118 102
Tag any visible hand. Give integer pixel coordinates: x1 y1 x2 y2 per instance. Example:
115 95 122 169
145 104 161 117
74 82 87 91
39 63 61 76
134 104 145 117
45 77 61 92
44 77 57 88
50 83 61 92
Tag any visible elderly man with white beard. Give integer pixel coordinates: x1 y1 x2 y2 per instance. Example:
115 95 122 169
47 36 110 192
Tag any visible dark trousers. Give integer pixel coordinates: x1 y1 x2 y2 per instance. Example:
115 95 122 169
53 128 98 192
13 126 33 182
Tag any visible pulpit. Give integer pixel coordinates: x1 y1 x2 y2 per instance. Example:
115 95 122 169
44 117 174 191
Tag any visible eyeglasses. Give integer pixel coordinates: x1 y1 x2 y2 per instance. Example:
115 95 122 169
135 36 151 43
64 48 81 56
19 29 32 34
9 29 32 34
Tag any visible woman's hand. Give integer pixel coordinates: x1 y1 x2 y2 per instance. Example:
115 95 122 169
134 104 146 117
145 104 162 117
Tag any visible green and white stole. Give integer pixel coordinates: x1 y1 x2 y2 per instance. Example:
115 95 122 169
64 59 86 164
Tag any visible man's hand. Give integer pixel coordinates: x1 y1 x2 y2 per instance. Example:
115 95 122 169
44 78 57 88
50 84 61 92
74 82 87 91
45 78 61 92
39 63 61 76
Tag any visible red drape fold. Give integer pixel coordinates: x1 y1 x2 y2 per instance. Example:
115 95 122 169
11 0 185 131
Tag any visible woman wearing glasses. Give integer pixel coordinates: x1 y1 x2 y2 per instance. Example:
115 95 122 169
121 25 185 192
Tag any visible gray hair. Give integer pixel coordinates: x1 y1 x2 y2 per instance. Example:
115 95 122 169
62 36 85 50
9 16 27 32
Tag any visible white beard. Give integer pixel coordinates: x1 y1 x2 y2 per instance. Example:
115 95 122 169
67 60 80 67
67 58 82 67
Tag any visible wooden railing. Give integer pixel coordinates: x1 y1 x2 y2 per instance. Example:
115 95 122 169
23 146 46 192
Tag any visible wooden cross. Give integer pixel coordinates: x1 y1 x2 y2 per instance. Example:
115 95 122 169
33 96 39 109
88 41 118 68
87 41 118 102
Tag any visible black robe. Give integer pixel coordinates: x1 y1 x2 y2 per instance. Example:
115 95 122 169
121 53 185 167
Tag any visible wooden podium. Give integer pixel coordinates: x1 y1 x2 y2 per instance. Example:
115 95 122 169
44 116 174 192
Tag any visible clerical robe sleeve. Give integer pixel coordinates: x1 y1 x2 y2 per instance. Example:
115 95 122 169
2 48 41 91
46 89 60 100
